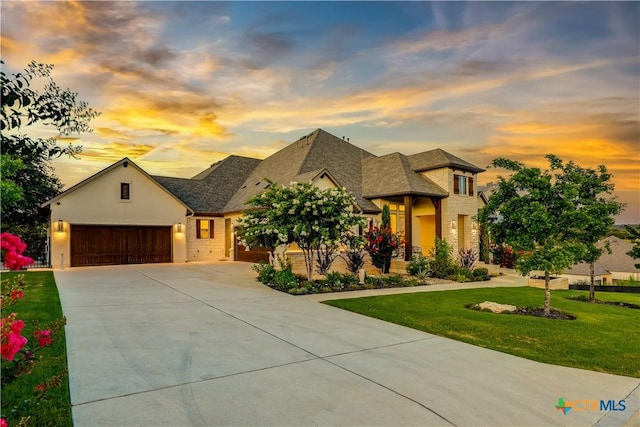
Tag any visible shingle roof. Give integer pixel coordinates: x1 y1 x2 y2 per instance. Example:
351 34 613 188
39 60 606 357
564 236 640 276
151 129 483 215
408 148 485 173
153 155 260 215
223 129 380 213
362 153 448 198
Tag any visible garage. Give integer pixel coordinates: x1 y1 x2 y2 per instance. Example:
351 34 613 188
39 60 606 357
234 237 270 263
70 225 172 267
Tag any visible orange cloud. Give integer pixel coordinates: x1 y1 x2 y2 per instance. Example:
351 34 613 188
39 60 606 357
79 141 155 162
95 128 132 140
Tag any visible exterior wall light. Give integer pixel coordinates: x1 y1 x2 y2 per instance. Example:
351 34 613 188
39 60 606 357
450 220 457 230
57 220 64 233
472 221 478 231
177 222 183 234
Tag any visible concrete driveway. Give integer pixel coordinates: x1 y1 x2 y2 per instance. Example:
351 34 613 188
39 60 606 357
55 263 639 426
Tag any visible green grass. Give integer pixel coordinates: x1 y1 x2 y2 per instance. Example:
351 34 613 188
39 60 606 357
325 287 640 378
1 272 72 427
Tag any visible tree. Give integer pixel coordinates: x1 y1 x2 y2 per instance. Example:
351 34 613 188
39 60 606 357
236 182 364 281
478 156 587 317
554 159 623 301
1 60 99 257
0 154 25 213
625 225 640 269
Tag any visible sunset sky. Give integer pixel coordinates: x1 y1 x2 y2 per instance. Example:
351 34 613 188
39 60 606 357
1 1 638 223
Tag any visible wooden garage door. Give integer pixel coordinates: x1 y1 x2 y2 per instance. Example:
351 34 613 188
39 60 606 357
70 225 172 267
234 237 271 263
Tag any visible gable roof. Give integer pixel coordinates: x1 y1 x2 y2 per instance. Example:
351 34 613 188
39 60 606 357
223 129 380 213
40 157 191 211
153 155 260 216
408 148 485 173
564 236 639 276
362 153 448 198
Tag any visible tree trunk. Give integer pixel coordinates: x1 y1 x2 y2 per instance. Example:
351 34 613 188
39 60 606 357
383 256 391 274
543 270 551 317
302 248 314 282
589 262 595 302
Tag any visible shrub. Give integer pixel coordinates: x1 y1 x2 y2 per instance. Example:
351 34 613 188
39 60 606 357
273 269 299 290
457 267 474 282
458 248 477 269
364 205 403 273
402 278 418 287
341 233 367 275
472 267 490 281
315 245 337 275
407 254 431 277
342 250 366 275
365 275 385 288
323 272 358 288
385 275 404 286
252 262 275 284
489 243 517 268
288 285 311 295
429 238 457 279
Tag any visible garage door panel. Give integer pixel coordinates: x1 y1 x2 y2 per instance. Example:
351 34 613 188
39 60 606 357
71 225 171 267
125 227 172 264
234 238 270 263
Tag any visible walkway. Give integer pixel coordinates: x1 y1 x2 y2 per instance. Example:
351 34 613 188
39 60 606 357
54 262 639 426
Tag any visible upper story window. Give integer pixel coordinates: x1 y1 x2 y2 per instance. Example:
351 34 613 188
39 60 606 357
453 174 474 196
196 219 214 239
120 183 130 200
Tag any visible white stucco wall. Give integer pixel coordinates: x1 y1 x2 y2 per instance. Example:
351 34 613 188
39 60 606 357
48 162 187 268
560 273 609 285
611 271 640 282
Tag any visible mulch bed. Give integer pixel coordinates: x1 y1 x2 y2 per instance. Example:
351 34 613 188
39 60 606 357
565 296 639 310
512 307 576 320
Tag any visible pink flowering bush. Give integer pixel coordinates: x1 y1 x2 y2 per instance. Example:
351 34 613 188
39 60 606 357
0 315 27 361
0 233 34 271
1 233 65 426
34 330 52 348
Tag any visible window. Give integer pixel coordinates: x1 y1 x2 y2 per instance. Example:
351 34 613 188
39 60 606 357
454 174 474 196
196 219 215 239
120 183 130 200
385 203 405 234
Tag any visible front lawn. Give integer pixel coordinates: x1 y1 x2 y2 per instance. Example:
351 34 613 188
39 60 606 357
325 287 640 378
1 272 72 427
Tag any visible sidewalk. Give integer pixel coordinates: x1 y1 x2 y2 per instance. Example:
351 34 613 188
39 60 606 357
302 262 528 302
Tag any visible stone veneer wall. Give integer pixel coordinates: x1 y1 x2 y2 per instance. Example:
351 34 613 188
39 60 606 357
277 249 381 278
421 168 480 254
186 217 226 261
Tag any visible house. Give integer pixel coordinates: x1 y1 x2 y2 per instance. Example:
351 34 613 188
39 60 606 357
560 236 640 284
42 128 484 268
